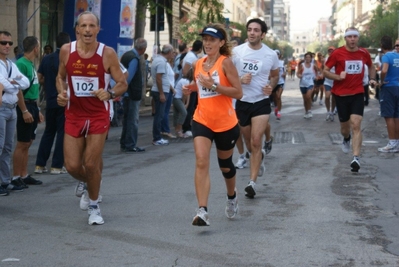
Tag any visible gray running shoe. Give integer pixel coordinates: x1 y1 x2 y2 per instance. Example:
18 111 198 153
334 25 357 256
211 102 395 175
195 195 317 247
225 193 238 219
263 136 273 155
75 181 86 197
342 138 350 154
350 157 360 172
192 207 210 226
245 181 256 198
88 205 104 225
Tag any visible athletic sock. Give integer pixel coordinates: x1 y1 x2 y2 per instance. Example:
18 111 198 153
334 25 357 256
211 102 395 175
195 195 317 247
227 192 236 200
199 206 207 212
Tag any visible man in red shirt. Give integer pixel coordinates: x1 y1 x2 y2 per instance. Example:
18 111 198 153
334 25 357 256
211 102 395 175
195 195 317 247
324 27 376 172
56 11 127 225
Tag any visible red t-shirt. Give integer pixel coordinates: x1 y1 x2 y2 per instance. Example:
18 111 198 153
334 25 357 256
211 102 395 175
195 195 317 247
325 46 372 96
65 41 111 120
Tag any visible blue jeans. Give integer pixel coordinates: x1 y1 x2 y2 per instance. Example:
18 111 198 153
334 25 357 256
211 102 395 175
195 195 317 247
0 107 17 185
120 97 141 149
35 107 65 168
161 91 173 133
152 91 169 141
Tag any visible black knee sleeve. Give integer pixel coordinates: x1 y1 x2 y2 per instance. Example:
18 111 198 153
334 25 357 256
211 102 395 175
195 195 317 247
218 156 236 179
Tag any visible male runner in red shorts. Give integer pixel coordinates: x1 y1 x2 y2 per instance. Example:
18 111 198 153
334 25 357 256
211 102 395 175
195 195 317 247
56 11 127 225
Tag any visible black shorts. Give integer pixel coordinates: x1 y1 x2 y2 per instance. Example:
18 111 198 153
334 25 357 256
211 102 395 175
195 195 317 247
192 121 240 151
235 98 271 127
272 84 284 93
314 79 325 86
16 102 39 142
333 93 364 122
291 69 296 75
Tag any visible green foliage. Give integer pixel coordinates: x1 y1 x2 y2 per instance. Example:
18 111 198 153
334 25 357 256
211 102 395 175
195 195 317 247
367 2 399 47
179 17 207 44
185 0 225 23
229 21 247 43
263 39 294 59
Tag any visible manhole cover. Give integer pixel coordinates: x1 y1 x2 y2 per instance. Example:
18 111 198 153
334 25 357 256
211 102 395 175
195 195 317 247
274 132 305 144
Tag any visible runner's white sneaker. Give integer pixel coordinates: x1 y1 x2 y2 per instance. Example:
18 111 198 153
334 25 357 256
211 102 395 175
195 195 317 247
235 154 248 169
245 181 256 198
192 207 210 226
225 193 238 219
378 143 399 153
342 138 350 154
75 181 86 197
88 205 104 225
350 157 360 172
80 191 103 210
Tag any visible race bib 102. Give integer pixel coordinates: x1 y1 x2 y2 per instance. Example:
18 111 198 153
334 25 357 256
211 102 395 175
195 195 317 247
71 76 99 97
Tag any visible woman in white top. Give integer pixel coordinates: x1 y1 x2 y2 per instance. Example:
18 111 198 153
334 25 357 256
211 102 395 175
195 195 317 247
297 52 317 119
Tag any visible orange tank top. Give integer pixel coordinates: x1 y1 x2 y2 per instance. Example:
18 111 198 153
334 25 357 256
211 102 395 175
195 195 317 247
193 55 238 132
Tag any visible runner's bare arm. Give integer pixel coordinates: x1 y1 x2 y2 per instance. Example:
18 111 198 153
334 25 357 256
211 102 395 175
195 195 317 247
56 44 70 107
56 43 70 94
104 47 128 98
323 65 343 81
269 68 279 89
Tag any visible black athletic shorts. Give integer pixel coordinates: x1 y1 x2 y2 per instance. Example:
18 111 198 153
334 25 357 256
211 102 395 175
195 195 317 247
16 102 39 142
333 93 364 122
235 98 271 127
192 121 240 151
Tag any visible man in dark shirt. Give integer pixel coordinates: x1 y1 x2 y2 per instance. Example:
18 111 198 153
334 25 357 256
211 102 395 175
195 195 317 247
34 32 70 174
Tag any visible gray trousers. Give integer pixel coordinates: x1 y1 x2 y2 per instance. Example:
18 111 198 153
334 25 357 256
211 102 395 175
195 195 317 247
0 107 17 185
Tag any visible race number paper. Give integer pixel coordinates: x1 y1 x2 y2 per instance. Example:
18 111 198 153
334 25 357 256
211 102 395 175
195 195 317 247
240 59 262 76
71 76 99 97
345 60 363 74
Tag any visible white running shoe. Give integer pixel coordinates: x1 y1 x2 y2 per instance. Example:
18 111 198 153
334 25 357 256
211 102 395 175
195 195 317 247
350 157 360 172
184 131 193 137
330 113 334 122
326 113 330 121
245 181 256 198
225 193 238 219
80 191 103 210
319 100 323 105
50 167 67 175
75 181 86 197
152 138 169 146
378 143 399 153
34 166 48 174
192 207 210 226
88 205 104 225
342 139 350 154
235 155 248 169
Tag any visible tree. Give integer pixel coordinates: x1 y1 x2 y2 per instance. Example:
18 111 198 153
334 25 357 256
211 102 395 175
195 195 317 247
16 0 30 54
367 1 399 47
179 17 206 44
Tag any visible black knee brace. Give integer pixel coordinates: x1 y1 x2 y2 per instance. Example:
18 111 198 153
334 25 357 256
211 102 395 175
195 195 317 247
218 156 236 179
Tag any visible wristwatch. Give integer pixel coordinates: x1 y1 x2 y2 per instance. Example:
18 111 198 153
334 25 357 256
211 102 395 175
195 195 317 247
210 83 218 91
108 90 116 99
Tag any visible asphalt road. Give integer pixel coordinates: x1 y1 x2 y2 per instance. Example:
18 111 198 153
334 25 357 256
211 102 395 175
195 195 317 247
1 78 398 267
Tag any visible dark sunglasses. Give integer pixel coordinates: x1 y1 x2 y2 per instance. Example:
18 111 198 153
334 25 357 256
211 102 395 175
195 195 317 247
0 41 13 46
395 44 399 47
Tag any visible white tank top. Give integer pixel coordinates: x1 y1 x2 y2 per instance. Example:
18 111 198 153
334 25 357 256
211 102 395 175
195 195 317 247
299 62 315 88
